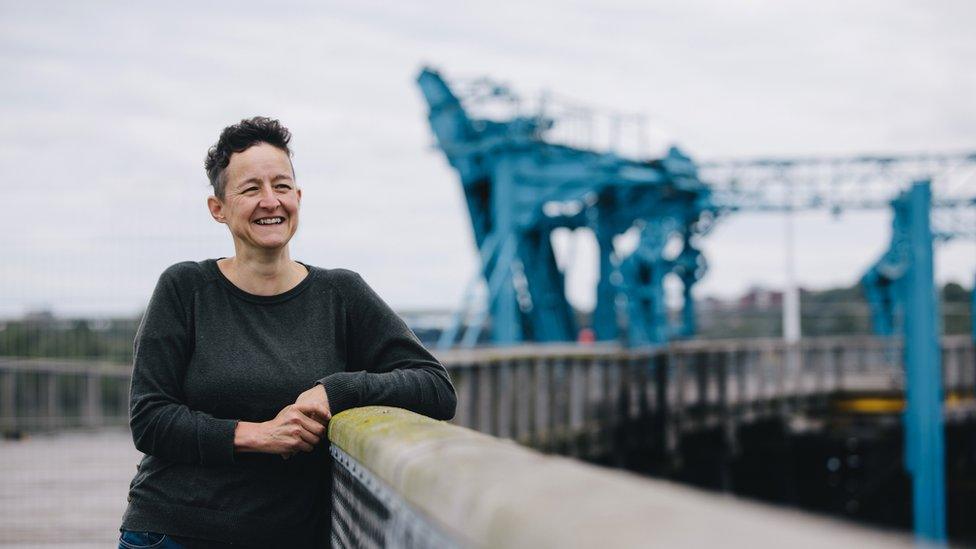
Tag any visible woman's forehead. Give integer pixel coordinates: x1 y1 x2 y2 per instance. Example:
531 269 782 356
226 144 295 182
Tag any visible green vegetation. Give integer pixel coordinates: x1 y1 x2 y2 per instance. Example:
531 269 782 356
943 282 974 335
694 282 972 340
0 316 139 363
0 282 971 361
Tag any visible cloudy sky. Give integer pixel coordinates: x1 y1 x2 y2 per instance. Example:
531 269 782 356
1 0 974 318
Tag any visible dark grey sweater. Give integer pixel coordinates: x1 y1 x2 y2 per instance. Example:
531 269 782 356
121 259 456 547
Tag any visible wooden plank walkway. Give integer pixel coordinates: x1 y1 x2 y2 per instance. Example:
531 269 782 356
0 429 140 548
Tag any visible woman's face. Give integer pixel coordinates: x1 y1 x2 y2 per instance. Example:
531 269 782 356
208 142 301 254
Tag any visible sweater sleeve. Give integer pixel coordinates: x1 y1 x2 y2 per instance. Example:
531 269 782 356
317 271 457 420
128 266 238 465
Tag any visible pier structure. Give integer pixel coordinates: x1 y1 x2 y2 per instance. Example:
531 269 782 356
2 336 975 544
4 336 973 459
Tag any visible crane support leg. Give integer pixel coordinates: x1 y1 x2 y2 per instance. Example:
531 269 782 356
491 158 521 345
903 181 947 544
593 204 619 342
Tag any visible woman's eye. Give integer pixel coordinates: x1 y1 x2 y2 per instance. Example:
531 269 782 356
243 187 258 193
276 184 292 190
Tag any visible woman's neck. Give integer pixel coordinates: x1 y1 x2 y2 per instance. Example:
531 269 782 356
218 248 308 296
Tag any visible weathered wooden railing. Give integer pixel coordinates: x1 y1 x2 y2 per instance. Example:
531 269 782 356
0 358 129 433
435 336 975 459
1 336 973 438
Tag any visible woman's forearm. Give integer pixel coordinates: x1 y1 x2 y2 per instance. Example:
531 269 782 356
129 397 238 465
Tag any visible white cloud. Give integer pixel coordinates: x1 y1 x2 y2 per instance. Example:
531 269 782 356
1 0 973 317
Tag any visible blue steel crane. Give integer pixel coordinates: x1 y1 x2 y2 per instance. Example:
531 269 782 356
417 68 715 348
418 67 976 350
417 67 976 544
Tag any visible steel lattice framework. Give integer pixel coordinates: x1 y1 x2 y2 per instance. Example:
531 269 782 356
417 67 976 350
417 68 974 543
418 68 715 348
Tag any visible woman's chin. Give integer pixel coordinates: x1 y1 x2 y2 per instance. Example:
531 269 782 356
239 238 291 253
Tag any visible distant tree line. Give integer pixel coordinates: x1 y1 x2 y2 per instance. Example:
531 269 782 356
0 316 139 363
0 283 971 361
696 282 973 339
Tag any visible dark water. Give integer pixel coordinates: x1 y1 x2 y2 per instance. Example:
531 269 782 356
597 416 976 545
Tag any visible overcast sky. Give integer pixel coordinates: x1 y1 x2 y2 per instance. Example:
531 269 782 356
1 0 974 318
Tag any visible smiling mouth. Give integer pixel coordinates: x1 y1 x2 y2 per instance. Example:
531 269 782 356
254 217 285 225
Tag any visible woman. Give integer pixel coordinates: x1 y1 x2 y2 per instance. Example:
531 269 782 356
118 117 457 548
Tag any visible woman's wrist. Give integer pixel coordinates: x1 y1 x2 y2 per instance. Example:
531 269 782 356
233 421 264 452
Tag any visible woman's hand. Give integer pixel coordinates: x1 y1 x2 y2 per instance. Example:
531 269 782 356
294 384 332 426
234 404 326 457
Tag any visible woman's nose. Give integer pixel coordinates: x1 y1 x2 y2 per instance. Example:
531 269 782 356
258 187 280 209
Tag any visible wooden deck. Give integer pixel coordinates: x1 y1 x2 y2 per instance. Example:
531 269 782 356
0 429 140 548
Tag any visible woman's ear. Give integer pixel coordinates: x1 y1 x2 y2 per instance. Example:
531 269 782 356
207 195 226 223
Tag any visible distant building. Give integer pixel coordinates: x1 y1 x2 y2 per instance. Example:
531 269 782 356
738 287 784 311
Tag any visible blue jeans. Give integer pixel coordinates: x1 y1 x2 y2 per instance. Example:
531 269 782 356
118 530 186 549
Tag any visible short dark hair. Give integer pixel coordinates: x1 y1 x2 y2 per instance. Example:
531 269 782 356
205 116 293 198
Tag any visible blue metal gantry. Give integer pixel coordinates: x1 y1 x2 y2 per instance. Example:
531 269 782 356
417 68 715 348
416 67 976 544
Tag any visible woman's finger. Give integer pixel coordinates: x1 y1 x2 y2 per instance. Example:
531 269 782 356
296 404 329 428
298 412 327 436
297 427 320 446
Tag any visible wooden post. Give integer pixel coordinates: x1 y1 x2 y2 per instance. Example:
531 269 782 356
638 354 652 417
717 350 737 492
604 356 618 455
833 346 845 392
46 373 60 430
84 373 102 427
496 361 513 440
514 359 531 443
489 363 502 437
569 358 584 456
476 364 492 435
734 350 746 416
533 358 549 448
814 345 827 397
694 352 707 426
965 345 976 395
653 352 674 463
625 355 639 420
549 358 564 452
614 356 634 464
1 369 17 434
587 357 600 454
673 352 685 435
943 345 956 396
717 351 728 421
774 343 787 416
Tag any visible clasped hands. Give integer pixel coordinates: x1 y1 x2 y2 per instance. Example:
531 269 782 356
234 384 332 459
